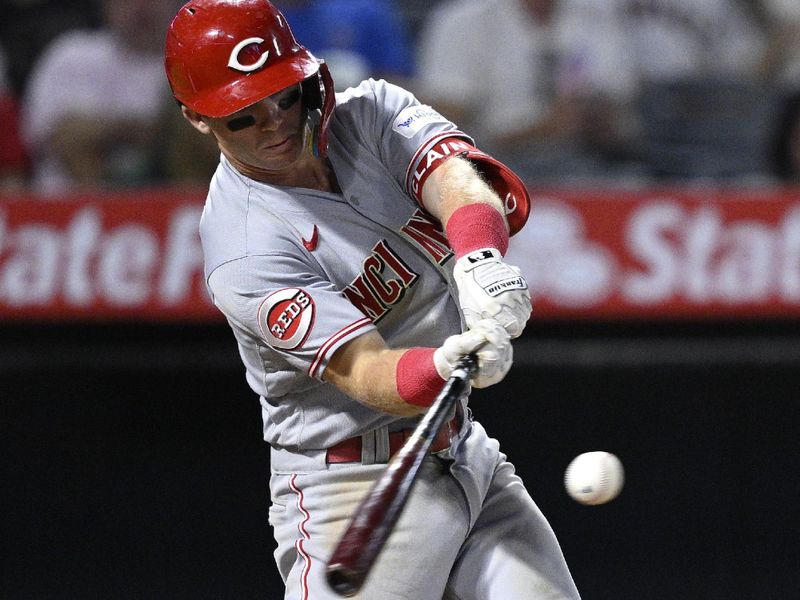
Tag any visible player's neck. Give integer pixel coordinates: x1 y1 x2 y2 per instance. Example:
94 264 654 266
228 153 339 193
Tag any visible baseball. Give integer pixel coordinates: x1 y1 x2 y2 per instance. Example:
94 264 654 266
564 451 624 505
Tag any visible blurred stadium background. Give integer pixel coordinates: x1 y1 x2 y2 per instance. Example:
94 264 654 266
2 1 800 598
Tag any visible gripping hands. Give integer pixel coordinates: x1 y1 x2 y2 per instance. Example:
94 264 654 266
433 318 512 388
453 248 531 339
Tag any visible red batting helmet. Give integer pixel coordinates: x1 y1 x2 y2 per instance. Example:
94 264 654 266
165 0 335 154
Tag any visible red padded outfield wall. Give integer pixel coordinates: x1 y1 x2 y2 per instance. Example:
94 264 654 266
2 186 800 321
0 189 213 321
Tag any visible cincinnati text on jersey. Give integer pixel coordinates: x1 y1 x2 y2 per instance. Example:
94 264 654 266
343 211 453 323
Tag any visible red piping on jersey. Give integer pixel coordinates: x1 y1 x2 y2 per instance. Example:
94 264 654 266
289 474 312 600
308 317 372 379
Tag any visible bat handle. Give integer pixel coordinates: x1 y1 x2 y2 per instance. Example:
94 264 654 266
453 353 478 379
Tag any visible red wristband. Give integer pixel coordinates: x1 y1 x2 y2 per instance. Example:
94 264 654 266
396 347 443 407
445 203 509 258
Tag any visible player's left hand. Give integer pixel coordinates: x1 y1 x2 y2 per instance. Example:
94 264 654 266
453 248 531 338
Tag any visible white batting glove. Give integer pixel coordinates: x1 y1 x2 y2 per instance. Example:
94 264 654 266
433 318 512 388
452 248 531 338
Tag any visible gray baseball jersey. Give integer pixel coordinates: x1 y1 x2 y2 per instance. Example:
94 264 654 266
199 79 580 600
201 79 469 454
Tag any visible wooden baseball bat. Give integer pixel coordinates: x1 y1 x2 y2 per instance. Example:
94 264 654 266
325 354 477 597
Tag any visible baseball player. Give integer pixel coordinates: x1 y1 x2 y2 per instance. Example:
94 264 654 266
165 1 580 598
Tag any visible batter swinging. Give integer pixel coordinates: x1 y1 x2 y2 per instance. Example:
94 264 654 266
164 1 580 598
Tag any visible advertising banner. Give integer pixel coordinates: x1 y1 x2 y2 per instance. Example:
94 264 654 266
3 186 800 321
508 187 800 319
0 190 216 321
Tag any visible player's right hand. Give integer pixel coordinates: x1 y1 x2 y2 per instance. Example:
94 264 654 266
433 319 512 388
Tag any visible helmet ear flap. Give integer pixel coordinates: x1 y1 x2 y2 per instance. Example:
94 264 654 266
303 61 335 158
301 74 323 111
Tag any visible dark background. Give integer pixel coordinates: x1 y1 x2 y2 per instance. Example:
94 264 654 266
2 320 799 599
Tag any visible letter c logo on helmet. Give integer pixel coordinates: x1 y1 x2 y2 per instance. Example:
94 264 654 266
227 37 269 72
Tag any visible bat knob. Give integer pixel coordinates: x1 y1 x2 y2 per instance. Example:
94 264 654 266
326 563 362 597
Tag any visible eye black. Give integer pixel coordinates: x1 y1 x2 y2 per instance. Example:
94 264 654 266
227 115 256 132
278 89 301 110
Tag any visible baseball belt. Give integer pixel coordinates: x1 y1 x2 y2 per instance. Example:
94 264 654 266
326 403 464 464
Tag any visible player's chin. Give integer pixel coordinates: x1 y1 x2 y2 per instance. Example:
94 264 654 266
262 132 303 155
258 136 304 166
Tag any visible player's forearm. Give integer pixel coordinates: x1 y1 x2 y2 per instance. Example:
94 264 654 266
417 155 510 264
323 331 427 417
324 324 512 416
420 155 506 230
419 151 531 338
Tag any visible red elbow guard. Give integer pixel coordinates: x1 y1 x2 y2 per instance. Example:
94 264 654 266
406 135 530 236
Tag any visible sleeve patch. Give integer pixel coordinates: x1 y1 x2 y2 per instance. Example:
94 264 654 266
392 105 448 139
257 288 316 350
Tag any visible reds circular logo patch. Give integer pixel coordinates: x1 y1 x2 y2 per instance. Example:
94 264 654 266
258 288 315 350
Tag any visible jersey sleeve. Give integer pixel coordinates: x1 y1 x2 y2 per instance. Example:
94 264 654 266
333 79 474 203
207 253 375 381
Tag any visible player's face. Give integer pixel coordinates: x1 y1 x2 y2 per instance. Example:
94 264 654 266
201 84 307 173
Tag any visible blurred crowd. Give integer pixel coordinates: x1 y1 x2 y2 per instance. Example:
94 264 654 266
2 0 800 195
